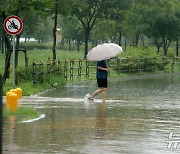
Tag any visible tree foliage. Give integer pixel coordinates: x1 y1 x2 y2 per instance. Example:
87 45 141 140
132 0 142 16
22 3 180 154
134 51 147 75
71 0 107 57
0 0 180 57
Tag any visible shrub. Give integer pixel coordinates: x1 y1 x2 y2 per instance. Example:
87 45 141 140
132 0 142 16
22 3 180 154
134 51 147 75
16 61 65 86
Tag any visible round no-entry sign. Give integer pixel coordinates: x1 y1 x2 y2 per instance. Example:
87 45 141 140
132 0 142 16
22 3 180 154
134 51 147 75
3 15 23 35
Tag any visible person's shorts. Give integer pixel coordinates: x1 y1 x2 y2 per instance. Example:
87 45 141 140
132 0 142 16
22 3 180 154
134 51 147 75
97 78 107 88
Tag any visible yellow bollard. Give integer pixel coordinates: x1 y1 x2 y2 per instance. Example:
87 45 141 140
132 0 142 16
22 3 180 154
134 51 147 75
16 88 22 99
10 89 18 95
9 92 18 112
6 91 13 110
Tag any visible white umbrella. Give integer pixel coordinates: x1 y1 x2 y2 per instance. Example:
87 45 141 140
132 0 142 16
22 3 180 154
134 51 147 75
86 43 123 61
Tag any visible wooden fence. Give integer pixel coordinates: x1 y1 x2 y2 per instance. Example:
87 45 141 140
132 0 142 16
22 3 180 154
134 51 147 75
32 60 63 84
32 57 180 83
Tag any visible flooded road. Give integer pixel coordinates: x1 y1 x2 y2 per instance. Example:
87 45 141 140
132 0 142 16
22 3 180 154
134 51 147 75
3 73 180 154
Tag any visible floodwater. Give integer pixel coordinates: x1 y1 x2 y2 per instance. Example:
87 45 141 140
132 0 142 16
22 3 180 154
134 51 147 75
3 73 180 154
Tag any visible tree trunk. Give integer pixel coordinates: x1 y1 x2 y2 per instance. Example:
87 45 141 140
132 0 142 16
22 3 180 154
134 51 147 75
154 37 163 53
176 39 179 57
2 11 11 84
141 35 145 48
1 27 5 54
124 37 127 51
77 40 80 51
68 40 71 51
163 38 170 56
1 11 5 53
84 28 90 58
135 34 139 47
15 34 21 68
52 0 58 60
0 29 3 54
25 37 27 42
3 36 11 84
118 31 122 46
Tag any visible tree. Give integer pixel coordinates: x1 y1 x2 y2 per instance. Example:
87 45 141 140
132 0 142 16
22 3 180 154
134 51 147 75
123 0 147 47
51 0 72 60
0 2 5 53
91 18 117 44
72 0 106 57
60 16 84 51
173 0 180 56
105 0 132 46
22 13 41 42
52 0 58 60
133 0 180 56
33 18 53 43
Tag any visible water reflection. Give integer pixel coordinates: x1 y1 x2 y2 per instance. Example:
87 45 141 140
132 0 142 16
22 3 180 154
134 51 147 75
3 116 19 153
96 101 107 139
3 73 180 153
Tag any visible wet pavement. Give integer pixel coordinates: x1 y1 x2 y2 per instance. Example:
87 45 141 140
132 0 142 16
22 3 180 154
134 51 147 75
2 73 180 154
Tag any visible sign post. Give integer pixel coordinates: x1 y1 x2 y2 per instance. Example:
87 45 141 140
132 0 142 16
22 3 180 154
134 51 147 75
3 15 23 87
12 35 15 87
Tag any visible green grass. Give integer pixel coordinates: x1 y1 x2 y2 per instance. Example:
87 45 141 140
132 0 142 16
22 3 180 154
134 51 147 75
3 107 40 121
0 49 84 74
26 49 84 63
0 49 73 95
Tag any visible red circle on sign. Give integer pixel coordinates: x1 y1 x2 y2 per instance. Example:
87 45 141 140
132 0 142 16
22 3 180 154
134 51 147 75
3 15 23 35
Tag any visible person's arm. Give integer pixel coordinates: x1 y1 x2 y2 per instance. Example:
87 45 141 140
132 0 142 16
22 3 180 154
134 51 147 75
97 66 109 71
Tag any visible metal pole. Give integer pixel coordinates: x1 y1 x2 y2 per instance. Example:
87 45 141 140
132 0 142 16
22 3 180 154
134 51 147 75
0 74 3 154
12 35 15 88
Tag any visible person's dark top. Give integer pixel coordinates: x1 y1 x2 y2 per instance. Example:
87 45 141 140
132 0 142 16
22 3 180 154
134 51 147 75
96 60 108 79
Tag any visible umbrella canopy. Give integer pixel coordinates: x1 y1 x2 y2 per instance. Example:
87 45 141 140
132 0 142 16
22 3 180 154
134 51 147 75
86 43 123 61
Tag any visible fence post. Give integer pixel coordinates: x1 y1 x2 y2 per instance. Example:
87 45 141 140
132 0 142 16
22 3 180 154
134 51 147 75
52 59 57 72
136 58 139 73
171 57 175 72
47 60 51 83
78 59 82 78
40 61 44 83
117 58 120 75
70 59 74 81
32 61 43 84
162 56 165 71
145 58 148 72
64 60 68 81
32 61 37 84
127 57 130 73
57 60 61 72
86 61 89 78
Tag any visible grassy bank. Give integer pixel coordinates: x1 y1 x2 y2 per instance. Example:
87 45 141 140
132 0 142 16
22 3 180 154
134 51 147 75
0 49 71 95
3 107 40 121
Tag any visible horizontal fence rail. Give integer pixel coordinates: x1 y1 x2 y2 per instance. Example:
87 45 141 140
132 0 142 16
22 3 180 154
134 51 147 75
32 57 180 83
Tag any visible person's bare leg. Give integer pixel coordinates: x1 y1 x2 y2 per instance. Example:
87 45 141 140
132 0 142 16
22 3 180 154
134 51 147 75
102 88 107 102
91 87 107 99
102 99 106 108
91 88 103 98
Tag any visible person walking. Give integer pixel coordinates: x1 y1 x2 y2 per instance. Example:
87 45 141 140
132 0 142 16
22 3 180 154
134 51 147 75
89 60 109 102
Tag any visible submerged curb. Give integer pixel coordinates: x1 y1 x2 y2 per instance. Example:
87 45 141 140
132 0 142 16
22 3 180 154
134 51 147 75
17 114 45 123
